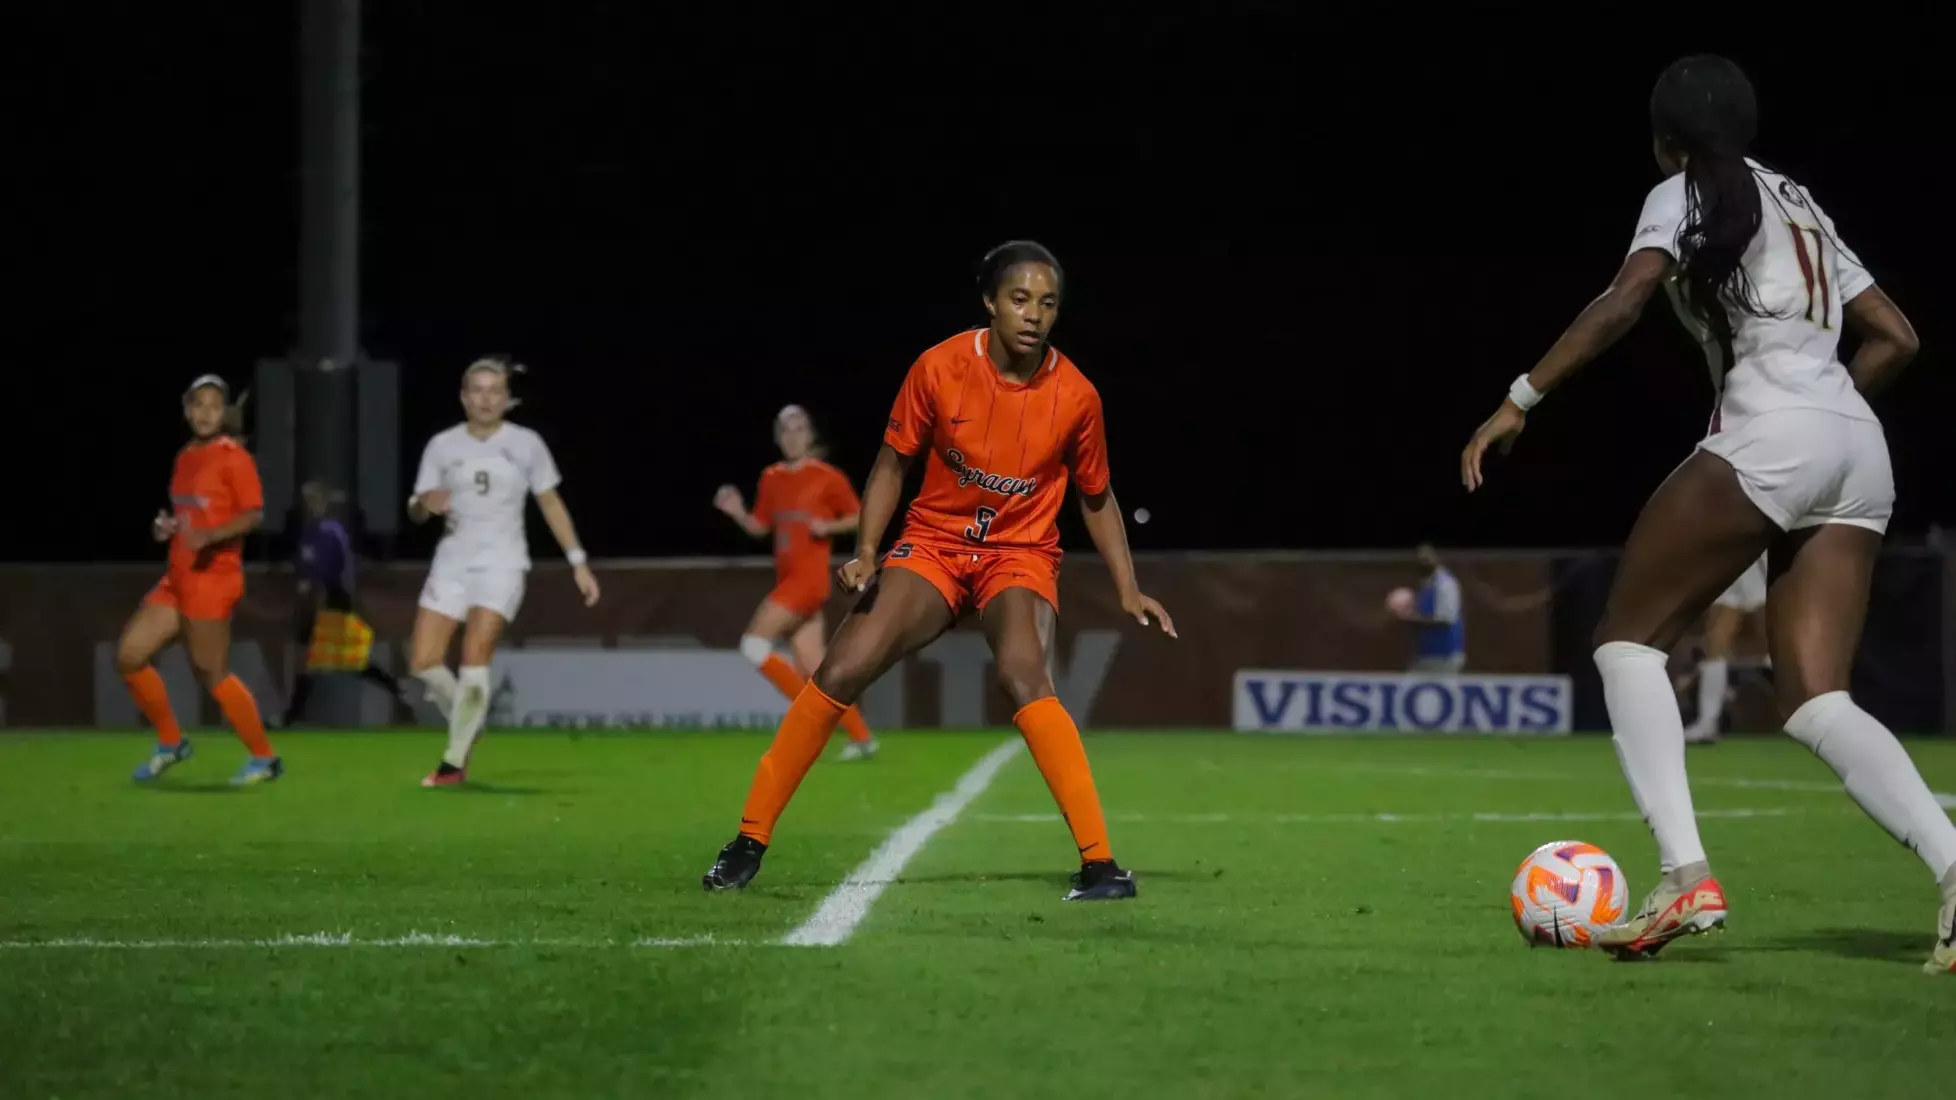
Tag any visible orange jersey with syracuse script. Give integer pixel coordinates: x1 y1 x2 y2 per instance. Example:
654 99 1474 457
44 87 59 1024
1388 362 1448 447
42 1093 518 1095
168 436 263 574
883 329 1110 555
754 458 861 581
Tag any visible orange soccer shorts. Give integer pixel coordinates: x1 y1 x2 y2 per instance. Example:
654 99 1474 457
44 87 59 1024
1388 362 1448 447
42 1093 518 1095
767 566 834 619
145 570 245 622
882 537 1059 616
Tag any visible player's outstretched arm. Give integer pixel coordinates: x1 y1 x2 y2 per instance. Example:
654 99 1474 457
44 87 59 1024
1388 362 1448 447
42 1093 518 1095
712 486 769 538
1079 488 1175 637
1462 249 1671 491
1842 286 1919 397
535 489 599 607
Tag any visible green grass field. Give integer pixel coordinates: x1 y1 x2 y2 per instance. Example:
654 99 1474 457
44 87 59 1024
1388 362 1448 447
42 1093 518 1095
2 729 1952 1099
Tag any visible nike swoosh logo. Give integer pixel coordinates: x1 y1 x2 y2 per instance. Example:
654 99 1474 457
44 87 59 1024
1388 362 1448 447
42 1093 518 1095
950 418 970 425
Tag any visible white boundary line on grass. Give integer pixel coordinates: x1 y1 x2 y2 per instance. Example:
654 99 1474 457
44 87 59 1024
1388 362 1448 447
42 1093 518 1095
969 807 1802 826
780 737 1024 947
0 933 745 950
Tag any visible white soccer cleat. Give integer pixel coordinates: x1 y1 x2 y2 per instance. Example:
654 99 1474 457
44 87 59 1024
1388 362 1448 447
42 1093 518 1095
836 737 879 762
1597 873 1729 960
1928 893 1955 976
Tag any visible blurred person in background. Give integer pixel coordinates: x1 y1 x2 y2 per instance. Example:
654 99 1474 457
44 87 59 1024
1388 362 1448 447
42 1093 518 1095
282 480 403 727
1390 544 1465 673
125 375 282 784
714 405 879 760
1677 553 1769 745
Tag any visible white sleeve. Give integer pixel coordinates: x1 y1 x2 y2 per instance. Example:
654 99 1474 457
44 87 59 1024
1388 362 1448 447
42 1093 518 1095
525 431 563 496
1820 209 1875 302
1432 576 1463 624
1627 175 1688 259
412 436 444 496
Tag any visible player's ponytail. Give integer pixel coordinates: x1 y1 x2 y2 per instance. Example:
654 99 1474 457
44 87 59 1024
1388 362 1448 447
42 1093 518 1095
977 240 1065 302
1650 55 1773 345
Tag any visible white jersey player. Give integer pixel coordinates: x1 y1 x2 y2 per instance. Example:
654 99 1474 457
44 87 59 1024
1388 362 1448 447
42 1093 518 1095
1681 554 1768 744
405 358 600 788
1463 55 1953 974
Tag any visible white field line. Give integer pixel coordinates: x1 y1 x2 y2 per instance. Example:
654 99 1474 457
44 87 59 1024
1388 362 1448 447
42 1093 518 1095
781 737 1024 947
0 933 744 950
1323 762 1956 807
970 807 1801 826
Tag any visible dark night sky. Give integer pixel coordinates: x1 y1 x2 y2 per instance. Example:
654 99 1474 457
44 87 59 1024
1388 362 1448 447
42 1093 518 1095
24 4 1954 563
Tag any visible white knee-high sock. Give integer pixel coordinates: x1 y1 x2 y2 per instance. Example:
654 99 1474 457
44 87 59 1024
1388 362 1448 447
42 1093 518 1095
414 666 459 720
1596 641 1708 873
443 665 492 769
1785 692 1956 882
1693 658 1729 733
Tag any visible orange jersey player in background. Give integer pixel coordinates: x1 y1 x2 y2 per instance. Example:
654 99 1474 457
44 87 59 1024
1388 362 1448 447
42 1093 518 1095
714 406 879 759
704 241 1176 902
125 375 283 785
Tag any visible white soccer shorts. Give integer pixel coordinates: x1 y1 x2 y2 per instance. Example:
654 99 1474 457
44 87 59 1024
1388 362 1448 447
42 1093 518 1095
1699 409 1893 535
1713 556 1768 613
418 563 527 622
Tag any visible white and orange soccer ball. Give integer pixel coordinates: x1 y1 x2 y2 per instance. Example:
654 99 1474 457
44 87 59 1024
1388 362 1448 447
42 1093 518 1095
1509 840 1628 948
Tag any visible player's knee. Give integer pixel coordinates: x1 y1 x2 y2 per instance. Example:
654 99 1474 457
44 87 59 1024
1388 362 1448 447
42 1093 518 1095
994 655 1053 710
809 661 865 705
113 645 149 676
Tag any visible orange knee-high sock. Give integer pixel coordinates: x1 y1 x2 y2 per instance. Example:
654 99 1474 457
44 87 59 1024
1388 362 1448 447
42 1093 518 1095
1014 696 1113 863
837 705 874 744
739 683 847 845
211 675 275 758
123 667 182 747
760 654 872 744
757 654 808 698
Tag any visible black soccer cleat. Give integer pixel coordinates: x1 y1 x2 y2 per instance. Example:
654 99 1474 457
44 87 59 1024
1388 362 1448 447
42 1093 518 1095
702 834 767 891
1063 859 1137 902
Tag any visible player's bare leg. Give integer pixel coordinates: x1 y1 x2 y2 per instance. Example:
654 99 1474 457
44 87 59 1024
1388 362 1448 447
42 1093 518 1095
424 609 505 787
1684 603 1744 744
1766 523 1956 975
981 588 1133 901
408 608 462 722
703 569 951 890
791 615 877 759
121 604 193 780
1592 452 1774 958
184 618 281 784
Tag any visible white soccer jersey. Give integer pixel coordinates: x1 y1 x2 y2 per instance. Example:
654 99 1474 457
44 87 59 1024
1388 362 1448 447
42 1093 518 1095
413 423 562 570
1628 160 1878 436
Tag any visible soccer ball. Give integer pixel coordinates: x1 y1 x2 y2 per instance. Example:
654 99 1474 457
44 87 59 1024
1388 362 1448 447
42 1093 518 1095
1509 840 1628 948
1385 587 1415 616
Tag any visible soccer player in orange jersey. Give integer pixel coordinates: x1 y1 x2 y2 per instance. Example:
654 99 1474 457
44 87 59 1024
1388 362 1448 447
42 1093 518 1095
126 375 283 785
704 241 1176 901
714 406 879 760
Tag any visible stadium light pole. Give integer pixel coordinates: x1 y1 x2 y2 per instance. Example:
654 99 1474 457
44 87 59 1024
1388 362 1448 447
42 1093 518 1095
296 0 360 520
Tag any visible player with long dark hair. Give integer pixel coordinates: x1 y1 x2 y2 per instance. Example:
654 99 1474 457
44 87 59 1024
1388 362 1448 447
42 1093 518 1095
703 241 1176 901
714 405 879 760
1462 56 1953 973
125 375 283 784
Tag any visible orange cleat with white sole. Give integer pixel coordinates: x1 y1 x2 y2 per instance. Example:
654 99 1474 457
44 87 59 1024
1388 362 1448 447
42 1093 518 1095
1597 875 1729 960
421 763 466 788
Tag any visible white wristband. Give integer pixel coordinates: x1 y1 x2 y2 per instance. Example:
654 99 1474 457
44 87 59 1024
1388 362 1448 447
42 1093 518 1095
566 548 588 567
1507 374 1543 411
